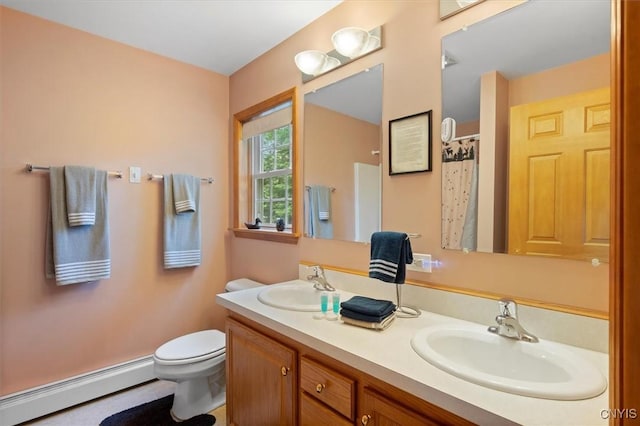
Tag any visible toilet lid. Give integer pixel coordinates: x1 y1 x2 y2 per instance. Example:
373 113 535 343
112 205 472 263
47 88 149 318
155 330 225 363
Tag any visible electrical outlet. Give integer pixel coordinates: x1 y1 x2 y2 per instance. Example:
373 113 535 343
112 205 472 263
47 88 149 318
129 166 141 183
407 253 433 273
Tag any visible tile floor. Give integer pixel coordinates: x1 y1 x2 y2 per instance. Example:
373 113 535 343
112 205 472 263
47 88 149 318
21 380 227 426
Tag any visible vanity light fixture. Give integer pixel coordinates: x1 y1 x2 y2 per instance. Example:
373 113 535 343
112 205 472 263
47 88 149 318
294 50 340 76
331 27 374 58
294 25 383 82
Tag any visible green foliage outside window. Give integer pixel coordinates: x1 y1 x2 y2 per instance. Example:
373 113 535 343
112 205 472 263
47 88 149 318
253 125 292 227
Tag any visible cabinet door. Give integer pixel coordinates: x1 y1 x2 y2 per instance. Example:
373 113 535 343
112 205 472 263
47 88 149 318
360 388 445 426
226 318 296 426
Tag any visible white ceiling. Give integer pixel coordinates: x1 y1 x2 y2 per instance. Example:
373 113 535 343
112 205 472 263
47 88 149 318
0 0 343 75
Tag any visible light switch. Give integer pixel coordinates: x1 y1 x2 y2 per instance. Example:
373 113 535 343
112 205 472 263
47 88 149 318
129 166 141 183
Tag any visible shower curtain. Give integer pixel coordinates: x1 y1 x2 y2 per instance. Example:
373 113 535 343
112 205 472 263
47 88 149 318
441 138 478 251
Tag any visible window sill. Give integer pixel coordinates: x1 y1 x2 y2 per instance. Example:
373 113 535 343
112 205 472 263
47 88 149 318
232 228 300 244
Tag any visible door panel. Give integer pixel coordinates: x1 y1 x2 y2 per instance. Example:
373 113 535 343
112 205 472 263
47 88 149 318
509 87 610 260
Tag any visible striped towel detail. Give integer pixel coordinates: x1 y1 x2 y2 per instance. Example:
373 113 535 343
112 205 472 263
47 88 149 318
54 259 111 285
368 231 412 284
172 174 197 214
164 250 201 268
64 166 97 227
174 199 196 214
369 259 399 280
67 212 96 226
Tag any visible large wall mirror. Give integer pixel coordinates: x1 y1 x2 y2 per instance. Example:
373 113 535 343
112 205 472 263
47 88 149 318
441 0 610 262
304 64 383 243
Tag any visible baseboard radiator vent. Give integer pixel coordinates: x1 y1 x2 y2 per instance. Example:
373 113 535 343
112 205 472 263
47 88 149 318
0 355 155 426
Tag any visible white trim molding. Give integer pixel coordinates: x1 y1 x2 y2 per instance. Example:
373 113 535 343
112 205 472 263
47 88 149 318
0 355 155 426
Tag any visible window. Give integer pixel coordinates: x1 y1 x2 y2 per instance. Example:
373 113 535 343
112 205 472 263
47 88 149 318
233 88 299 243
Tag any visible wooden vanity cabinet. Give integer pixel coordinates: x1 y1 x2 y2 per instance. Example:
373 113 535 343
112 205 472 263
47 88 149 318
226 315 476 426
226 318 297 426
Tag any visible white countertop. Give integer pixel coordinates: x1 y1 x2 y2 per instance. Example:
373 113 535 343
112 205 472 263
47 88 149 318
216 280 609 426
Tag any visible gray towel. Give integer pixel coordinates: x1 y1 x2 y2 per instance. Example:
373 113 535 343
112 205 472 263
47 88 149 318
317 186 331 220
172 174 197 214
46 167 111 285
306 186 333 239
163 174 201 268
64 165 96 226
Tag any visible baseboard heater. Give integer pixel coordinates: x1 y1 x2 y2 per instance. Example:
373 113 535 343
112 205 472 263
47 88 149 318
0 355 155 426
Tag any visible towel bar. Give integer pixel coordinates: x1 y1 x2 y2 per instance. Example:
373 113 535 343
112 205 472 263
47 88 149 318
26 164 122 178
147 173 213 184
304 185 336 192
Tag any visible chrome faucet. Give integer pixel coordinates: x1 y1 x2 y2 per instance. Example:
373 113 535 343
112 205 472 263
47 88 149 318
306 265 335 291
487 298 539 343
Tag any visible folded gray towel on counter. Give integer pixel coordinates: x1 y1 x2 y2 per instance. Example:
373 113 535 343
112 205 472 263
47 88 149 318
64 165 96 226
163 174 201 268
46 167 111 285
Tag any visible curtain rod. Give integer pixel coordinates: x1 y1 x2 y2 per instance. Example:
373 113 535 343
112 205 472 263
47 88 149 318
448 133 480 142
26 164 123 178
147 173 213 184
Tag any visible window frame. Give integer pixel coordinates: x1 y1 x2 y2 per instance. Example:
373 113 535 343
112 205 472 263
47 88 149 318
232 88 299 244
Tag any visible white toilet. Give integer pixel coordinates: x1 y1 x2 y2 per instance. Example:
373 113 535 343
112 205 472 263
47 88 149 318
153 278 264 421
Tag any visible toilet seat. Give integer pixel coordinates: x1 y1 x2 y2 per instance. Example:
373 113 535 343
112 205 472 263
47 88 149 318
154 330 225 366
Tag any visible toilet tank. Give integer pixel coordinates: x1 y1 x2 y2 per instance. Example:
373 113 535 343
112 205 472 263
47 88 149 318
225 278 264 292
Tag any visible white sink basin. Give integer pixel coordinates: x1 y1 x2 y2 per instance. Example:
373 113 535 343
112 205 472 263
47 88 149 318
257 280 323 312
411 323 607 400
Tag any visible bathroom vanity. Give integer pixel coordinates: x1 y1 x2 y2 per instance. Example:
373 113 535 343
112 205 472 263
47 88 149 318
217 280 608 425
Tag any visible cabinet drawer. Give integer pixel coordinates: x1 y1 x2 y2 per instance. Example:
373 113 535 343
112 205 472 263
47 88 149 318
300 392 353 426
300 356 355 420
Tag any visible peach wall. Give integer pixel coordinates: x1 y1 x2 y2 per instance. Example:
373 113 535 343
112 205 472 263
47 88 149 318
455 120 480 137
509 53 610 107
0 8 229 395
477 71 509 253
229 0 608 314
304 104 379 241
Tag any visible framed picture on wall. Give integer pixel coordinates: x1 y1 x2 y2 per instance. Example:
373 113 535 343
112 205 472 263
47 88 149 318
389 110 432 175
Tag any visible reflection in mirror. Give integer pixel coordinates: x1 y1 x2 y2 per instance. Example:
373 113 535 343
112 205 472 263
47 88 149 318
439 0 484 20
441 0 611 262
304 64 383 243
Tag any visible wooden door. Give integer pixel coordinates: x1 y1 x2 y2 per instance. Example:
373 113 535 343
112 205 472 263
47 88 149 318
508 87 610 261
226 318 296 426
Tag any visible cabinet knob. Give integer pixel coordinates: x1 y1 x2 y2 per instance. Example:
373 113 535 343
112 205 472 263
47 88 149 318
281 366 289 376
315 383 325 393
361 414 372 425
